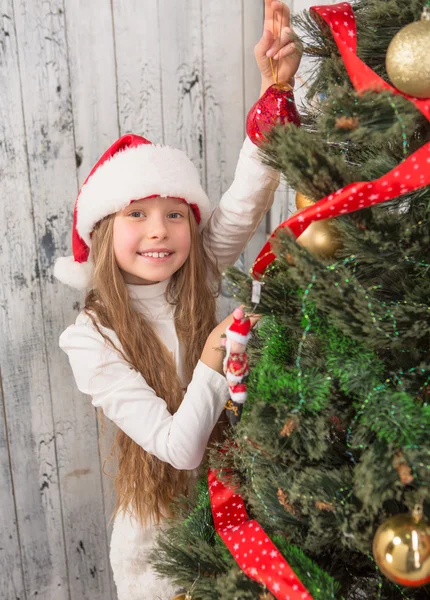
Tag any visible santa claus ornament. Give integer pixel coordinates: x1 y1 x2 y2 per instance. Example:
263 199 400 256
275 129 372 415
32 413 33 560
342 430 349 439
222 307 251 425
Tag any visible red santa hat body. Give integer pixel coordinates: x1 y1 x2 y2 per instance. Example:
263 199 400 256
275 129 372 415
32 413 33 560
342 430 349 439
228 383 248 404
54 134 212 290
225 308 252 346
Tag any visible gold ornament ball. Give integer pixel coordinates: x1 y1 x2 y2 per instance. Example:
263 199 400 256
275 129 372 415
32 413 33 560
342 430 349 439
294 192 342 258
386 11 430 99
171 595 192 600
295 191 314 210
373 511 430 587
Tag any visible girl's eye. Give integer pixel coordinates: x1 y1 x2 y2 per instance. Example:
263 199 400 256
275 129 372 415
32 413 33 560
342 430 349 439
168 212 183 219
129 211 145 218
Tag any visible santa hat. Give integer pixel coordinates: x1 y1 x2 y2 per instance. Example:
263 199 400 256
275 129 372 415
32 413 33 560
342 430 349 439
225 308 252 346
54 134 211 290
228 383 247 404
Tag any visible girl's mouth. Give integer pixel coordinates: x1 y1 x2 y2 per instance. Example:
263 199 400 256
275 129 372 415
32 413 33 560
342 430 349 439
137 251 173 262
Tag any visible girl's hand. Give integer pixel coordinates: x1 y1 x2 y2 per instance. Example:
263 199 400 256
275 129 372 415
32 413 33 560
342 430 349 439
200 309 259 375
254 0 303 97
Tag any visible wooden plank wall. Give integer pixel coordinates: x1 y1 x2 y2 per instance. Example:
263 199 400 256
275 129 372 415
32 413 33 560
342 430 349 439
0 1 335 598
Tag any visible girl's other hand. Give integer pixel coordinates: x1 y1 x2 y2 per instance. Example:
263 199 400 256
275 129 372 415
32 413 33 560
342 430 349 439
200 308 259 375
254 1 303 97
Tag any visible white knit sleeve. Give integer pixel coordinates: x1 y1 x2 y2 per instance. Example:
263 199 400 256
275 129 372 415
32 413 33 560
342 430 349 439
205 136 280 268
59 314 229 470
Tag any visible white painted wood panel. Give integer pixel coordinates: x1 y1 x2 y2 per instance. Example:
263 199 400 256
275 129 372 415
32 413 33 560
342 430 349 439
0 7 27 596
1 0 69 596
159 0 206 184
0 376 25 599
12 0 113 597
113 0 164 141
63 1 119 596
64 0 119 186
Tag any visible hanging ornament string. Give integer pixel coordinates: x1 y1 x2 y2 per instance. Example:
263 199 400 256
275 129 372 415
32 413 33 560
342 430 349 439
269 2 282 84
252 2 430 279
269 2 288 87
208 469 313 600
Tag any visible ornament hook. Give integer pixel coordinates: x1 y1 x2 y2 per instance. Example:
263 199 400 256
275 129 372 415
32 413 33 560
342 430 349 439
412 504 424 523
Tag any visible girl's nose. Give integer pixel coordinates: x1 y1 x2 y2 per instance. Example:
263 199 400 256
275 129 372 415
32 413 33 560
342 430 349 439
147 214 168 239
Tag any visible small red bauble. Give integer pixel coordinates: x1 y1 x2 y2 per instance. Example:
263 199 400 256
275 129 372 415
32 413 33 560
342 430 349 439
246 84 301 146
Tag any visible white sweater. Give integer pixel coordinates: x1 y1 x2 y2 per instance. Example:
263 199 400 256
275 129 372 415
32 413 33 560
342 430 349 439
60 137 279 471
60 282 228 470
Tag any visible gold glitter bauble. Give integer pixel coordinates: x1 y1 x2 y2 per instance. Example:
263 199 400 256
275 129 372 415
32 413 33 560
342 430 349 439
294 192 342 258
171 594 192 600
373 507 430 587
386 8 430 99
295 191 314 210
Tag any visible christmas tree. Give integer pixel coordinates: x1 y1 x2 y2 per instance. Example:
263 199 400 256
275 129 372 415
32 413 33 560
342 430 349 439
151 1 430 598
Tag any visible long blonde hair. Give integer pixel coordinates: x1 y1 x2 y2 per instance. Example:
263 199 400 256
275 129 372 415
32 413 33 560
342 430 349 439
84 210 221 525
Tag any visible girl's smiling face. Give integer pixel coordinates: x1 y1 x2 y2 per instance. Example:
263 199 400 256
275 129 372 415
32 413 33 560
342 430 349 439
113 196 192 285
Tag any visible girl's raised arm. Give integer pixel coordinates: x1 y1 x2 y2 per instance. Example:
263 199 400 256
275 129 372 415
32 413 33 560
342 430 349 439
204 0 302 268
206 137 280 268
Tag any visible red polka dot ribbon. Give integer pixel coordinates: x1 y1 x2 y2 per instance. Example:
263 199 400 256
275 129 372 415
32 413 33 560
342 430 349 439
251 2 430 279
208 469 312 600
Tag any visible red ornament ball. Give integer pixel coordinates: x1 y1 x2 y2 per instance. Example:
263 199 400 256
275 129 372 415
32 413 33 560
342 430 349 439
246 84 301 147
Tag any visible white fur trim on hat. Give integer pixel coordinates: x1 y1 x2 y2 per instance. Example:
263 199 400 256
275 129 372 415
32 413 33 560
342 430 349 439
226 372 246 384
76 144 211 245
225 331 251 346
230 390 247 404
54 255 94 290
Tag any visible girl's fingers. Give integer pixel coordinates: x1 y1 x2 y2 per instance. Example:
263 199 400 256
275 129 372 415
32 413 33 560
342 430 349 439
246 313 261 329
273 42 298 61
271 1 291 27
264 0 275 20
250 316 261 329
266 26 294 57
263 0 276 33
256 28 275 59
264 0 285 25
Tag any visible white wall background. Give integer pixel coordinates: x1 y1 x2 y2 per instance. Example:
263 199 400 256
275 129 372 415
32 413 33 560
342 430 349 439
0 1 335 598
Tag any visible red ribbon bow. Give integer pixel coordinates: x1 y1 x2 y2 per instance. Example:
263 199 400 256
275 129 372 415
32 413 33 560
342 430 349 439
208 469 312 599
252 2 430 279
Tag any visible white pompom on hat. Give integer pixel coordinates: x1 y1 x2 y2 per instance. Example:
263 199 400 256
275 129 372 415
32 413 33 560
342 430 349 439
54 133 211 290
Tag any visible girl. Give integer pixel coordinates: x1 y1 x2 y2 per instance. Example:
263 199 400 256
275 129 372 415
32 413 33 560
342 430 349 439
55 2 302 598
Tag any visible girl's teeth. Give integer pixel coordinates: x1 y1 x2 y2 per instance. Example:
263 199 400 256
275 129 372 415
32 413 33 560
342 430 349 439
141 252 170 258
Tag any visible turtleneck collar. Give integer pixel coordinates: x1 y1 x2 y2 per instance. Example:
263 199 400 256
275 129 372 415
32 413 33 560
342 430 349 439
126 278 172 319
126 277 170 300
